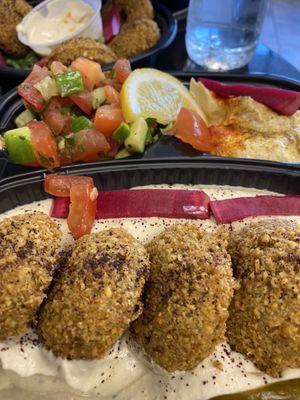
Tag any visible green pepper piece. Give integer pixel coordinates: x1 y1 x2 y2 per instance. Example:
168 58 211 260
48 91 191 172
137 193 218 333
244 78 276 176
55 70 84 97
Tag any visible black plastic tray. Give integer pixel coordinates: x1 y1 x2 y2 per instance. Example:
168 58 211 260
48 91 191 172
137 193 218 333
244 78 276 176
0 72 299 179
0 1 177 84
0 157 299 214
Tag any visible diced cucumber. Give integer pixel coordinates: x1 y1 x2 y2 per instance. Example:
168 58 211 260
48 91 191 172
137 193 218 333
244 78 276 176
91 87 106 109
4 127 36 164
14 109 34 128
34 75 58 101
55 70 84 97
112 122 130 144
160 122 174 134
145 129 153 145
125 117 148 154
115 148 132 159
71 116 92 133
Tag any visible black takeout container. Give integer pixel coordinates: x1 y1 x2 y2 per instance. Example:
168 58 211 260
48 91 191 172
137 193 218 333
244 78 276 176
0 1 177 88
0 157 299 215
0 72 299 179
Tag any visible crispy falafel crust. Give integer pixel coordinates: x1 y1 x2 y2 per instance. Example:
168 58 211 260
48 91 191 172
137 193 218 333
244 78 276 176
114 0 154 20
38 228 150 360
131 223 235 372
108 18 160 58
227 219 300 377
0 0 31 56
0 212 62 340
47 38 117 67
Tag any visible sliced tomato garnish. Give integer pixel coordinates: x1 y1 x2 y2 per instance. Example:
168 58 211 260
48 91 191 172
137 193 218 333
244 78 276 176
113 59 131 83
44 174 98 239
44 174 93 196
174 107 212 152
104 85 120 104
71 58 104 91
27 120 60 168
94 104 123 138
70 91 93 115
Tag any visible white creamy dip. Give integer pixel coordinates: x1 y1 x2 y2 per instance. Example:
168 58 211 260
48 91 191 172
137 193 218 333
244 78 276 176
0 184 299 400
17 0 94 46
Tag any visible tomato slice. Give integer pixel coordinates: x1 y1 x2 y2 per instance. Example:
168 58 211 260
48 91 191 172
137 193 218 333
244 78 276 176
174 107 212 152
27 121 60 168
71 58 104 92
70 91 93 115
44 174 98 239
50 61 67 75
94 104 123 138
44 174 93 196
104 85 120 104
67 182 98 239
113 59 131 83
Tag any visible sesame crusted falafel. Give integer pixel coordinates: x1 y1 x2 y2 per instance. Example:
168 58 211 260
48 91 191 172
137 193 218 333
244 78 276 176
47 38 117 67
0 212 62 340
227 219 300 377
0 0 32 57
37 228 150 359
131 223 235 372
108 18 160 58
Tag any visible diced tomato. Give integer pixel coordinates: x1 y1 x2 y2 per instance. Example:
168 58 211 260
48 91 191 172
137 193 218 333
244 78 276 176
25 64 49 85
44 174 93 196
17 65 49 110
70 91 93 115
44 174 97 238
36 57 47 67
27 120 60 168
94 104 123 138
43 107 73 136
18 84 44 111
174 107 212 152
104 85 120 104
99 78 122 92
50 61 67 75
113 59 131 83
67 182 98 239
107 138 120 157
71 58 104 92
62 128 111 163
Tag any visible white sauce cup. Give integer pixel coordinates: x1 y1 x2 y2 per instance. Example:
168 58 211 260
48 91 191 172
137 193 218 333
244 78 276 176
17 0 103 56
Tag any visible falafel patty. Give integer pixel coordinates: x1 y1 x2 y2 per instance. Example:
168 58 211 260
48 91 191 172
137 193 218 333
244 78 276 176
0 0 31 56
0 212 62 340
108 18 160 58
227 219 300 377
38 228 150 359
114 0 154 21
131 223 234 372
47 38 117 67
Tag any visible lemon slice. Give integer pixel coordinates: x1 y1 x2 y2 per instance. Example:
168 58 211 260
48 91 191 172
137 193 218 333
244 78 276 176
120 68 208 125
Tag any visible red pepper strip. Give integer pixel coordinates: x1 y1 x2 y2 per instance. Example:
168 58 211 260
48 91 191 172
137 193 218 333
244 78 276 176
103 5 121 43
51 189 210 220
210 195 300 224
199 78 300 116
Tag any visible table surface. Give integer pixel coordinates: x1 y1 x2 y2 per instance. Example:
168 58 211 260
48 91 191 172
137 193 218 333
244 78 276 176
153 9 300 82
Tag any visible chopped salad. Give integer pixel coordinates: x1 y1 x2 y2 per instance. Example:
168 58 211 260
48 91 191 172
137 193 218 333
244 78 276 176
2 58 163 168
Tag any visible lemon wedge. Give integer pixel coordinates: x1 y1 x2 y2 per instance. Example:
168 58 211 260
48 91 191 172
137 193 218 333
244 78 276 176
120 68 208 125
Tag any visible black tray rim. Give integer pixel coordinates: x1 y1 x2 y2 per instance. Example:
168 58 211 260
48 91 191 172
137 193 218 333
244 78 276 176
0 1 178 79
1 157 299 192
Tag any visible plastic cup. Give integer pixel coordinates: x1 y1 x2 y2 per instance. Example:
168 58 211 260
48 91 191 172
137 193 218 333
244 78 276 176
17 0 103 56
